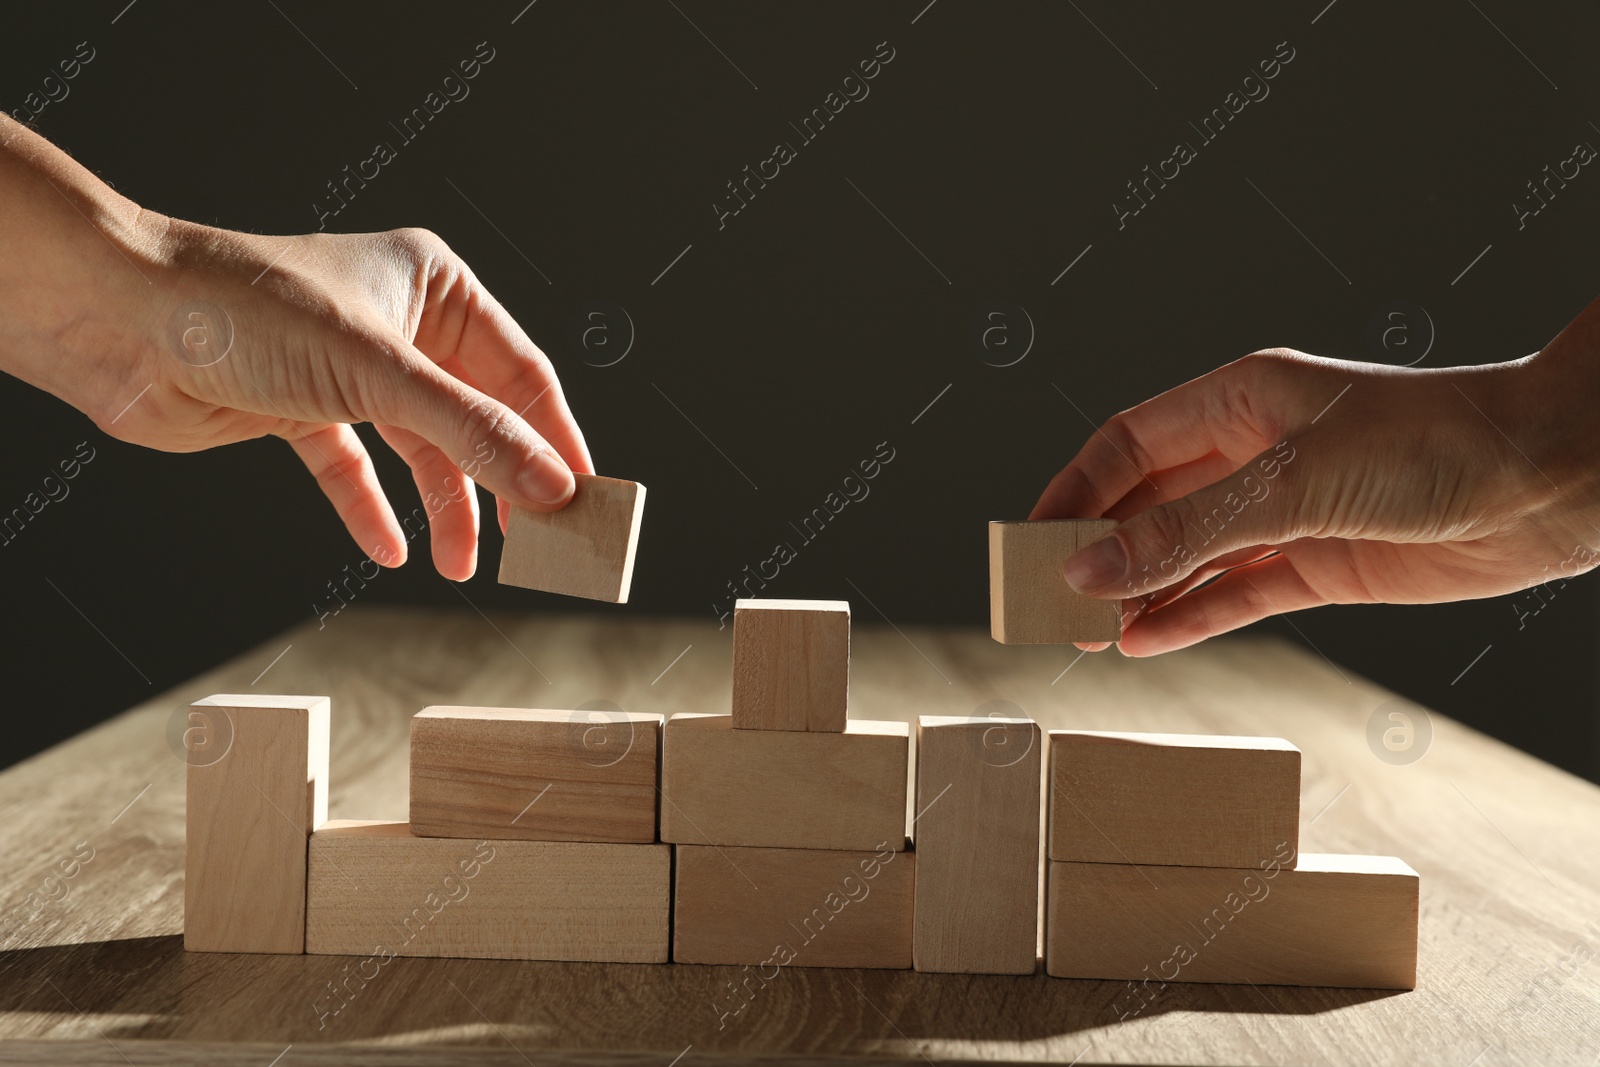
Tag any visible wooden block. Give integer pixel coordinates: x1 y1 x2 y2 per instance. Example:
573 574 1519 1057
730 598 850 732
409 706 661 843
498 473 645 602
306 821 669 962
184 694 330 954
1045 853 1419 989
674 843 913 969
1048 730 1300 868
912 715 1041 974
989 519 1121 643
661 714 908 851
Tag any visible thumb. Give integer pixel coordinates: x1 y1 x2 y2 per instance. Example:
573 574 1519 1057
354 342 577 511
1062 441 1303 598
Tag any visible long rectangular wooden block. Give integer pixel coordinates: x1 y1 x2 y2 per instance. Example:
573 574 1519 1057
1045 853 1419 989
498 473 645 602
409 706 660 843
731 598 850 732
674 843 914 969
661 714 908 851
989 519 1121 643
306 821 670 962
1049 730 1300 868
912 715 1041 974
184 694 330 954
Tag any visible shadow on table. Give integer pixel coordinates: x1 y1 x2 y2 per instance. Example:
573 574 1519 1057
0 935 1404 1054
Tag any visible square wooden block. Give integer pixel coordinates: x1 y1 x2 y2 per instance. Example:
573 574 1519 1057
184 694 330 954
674 843 914 969
1046 853 1419 989
306 821 670 962
661 714 908 852
1048 730 1300 868
409 706 661 843
731 598 850 732
913 715 1042 974
499 473 645 602
989 519 1121 643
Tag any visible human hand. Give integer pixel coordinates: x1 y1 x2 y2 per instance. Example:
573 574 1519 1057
0 113 591 582
1031 299 1600 656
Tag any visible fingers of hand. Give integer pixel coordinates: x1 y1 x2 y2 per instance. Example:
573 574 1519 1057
1117 553 1326 657
375 423 480 582
287 424 406 566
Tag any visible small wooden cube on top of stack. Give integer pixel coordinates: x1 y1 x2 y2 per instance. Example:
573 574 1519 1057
664 599 917 970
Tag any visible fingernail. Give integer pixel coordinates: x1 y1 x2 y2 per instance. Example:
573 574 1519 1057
1061 535 1128 594
518 452 575 506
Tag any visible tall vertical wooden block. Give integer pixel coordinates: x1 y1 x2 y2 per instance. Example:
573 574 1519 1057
499 473 645 602
184 694 330 953
1045 853 1419 989
306 821 670 962
731 598 850 732
1048 730 1300 868
674 843 914 969
410 706 662 843
912 715 1042 974
660 714 908 851
989 519 1121 643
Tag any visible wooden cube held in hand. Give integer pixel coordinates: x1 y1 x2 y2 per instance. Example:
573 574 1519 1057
499 474 645 603
989 519 1121 643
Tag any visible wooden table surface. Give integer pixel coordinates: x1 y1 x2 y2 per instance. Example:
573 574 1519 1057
2 606 1597 1066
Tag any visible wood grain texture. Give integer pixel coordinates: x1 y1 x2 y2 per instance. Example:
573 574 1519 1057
673 844 913 970
989 520 1122 643
306 821 669 963
184 694 329 954
1046 853 1419 990
409 706 659 843
6 606 1600 1065
498 475 645 603
1048 730 1301 868
731 599 850 732
912 716 1041 975
660 714 907 851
